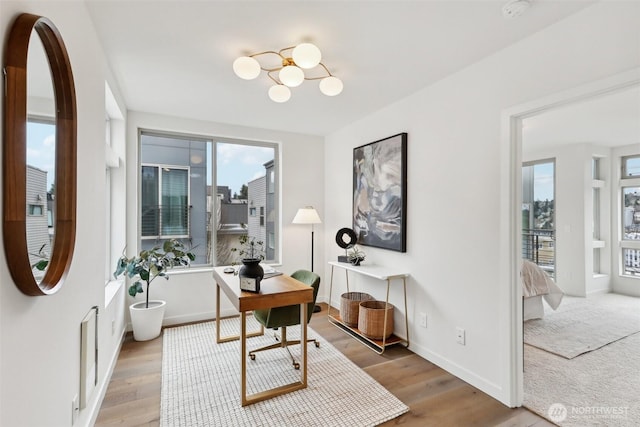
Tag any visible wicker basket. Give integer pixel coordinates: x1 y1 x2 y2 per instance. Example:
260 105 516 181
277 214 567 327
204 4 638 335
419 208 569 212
358 300 394 340
340 292 373 327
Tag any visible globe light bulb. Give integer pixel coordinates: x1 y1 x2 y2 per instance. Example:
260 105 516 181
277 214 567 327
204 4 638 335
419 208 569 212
319 76 343 96
292 43 322 69
268 85 291 103
279 65 304 87
232 56 260 80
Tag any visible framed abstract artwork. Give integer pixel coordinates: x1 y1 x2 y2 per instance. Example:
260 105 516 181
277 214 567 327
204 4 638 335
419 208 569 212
353 132 407 252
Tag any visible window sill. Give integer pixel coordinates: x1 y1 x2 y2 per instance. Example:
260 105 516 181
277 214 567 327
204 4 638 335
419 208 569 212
105 279 124 307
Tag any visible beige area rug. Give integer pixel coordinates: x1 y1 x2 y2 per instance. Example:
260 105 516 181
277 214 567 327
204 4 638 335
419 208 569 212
160 318 409 427
524 332 640 427
524 293 640 359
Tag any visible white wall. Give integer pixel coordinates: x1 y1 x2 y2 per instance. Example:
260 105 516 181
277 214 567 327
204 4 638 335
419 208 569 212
323 1 640 405
0 2 128 426
125 112 325 325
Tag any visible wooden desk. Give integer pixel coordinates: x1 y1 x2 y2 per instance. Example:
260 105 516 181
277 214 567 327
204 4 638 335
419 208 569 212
212 267 314 406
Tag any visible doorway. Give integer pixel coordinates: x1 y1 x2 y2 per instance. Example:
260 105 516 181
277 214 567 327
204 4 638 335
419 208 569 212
503 68 640 407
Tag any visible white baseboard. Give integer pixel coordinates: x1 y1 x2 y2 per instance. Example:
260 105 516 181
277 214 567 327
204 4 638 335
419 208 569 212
85 327 126 427
408 340 508 406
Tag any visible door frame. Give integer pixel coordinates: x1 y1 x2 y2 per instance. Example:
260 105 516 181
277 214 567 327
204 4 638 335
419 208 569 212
500 68 640 407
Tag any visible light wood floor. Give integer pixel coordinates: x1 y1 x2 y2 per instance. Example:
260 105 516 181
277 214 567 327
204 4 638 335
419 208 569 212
96 304 553 426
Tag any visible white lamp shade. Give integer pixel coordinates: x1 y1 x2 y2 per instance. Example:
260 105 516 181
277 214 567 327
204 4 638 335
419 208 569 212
319 76 343 96
279 65 305 87
292 206 322 224
268 84 291 103
292 43 322 69
233 56 261 80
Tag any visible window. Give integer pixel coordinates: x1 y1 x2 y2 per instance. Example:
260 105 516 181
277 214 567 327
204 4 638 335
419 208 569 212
139 132 279 266
592 157 603 274
141 165 190 237
522 160 555 276
216 141 277 265
104 82 126 286
622 155 640 178
28 204 44 216
622 186 640 277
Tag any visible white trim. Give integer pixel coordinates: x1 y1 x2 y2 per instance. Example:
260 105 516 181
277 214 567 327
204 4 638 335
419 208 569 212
501 68 640 407
87 327 126 427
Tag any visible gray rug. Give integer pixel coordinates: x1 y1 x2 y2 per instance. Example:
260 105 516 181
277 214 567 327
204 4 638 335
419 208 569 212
524 333 640 426
160 317 409 427
524 293 640 359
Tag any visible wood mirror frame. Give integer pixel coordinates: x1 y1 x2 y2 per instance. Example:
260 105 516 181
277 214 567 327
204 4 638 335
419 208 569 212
3 13 77 295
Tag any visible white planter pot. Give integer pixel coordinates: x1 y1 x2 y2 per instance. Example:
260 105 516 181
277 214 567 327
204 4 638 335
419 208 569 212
129 300 166 341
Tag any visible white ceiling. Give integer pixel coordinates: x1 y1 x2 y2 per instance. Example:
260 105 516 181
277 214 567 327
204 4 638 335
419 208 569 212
85 0 597 136
523 85 640 151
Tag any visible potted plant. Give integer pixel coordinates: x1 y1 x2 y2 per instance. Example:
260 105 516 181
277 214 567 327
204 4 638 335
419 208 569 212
347 245 366 266
114 239 195 341
231 234 265 292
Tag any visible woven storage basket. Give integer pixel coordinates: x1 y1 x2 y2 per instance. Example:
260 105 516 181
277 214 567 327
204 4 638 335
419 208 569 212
358 300 394 340
340 292 373 327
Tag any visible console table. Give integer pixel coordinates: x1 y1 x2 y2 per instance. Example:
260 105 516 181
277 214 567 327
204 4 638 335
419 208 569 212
327 261 409 354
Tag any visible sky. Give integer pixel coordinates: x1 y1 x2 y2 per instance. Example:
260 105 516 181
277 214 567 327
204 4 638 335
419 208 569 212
213 142 274 195
27 121 56 192
533 162 554 202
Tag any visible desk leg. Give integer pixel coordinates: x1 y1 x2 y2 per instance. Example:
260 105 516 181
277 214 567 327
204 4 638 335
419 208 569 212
300 301 308 387
241 301 308 406
241 310 248 406
216 282 263 344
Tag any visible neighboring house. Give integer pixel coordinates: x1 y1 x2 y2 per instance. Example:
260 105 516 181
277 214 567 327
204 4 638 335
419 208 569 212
26 165 50 278
216 190 248 265
264 160 276 261
247 175 266 256
246 160 276 261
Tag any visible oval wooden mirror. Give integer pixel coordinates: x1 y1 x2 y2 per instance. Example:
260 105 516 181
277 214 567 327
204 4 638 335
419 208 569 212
3 13 77 295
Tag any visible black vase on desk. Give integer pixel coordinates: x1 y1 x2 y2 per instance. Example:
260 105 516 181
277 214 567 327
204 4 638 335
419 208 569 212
239 258 264 292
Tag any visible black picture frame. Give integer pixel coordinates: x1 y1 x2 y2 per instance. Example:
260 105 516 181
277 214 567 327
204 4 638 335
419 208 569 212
353 133 407 252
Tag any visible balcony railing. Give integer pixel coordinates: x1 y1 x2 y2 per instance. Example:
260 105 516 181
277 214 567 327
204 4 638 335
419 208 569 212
141 204 190 238
523 228 555 275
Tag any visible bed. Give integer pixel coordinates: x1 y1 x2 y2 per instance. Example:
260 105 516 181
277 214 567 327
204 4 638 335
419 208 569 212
521 260 563 320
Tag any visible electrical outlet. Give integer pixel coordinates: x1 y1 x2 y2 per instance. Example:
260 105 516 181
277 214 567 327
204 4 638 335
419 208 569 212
419 312 427 328
71 394 79 424
456 327 465 345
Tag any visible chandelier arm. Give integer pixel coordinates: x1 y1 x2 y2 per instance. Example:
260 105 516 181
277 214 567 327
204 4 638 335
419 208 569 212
261 65 284 73
266 70 282 85
278 46 296 55
302 62 333 81
249 50 285 60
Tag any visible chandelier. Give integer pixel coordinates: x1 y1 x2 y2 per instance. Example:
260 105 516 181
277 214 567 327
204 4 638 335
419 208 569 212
233 43 343 103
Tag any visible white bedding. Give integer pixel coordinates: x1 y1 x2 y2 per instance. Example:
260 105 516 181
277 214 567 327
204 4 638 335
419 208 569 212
521 260 563 320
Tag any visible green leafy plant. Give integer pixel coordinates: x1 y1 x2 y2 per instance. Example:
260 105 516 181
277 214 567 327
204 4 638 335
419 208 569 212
347 245 366 266
113 239 196 308
31 243 50 271
230 234 265 262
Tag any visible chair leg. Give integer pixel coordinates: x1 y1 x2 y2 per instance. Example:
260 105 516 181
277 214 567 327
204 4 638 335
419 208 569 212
248 327 320 368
